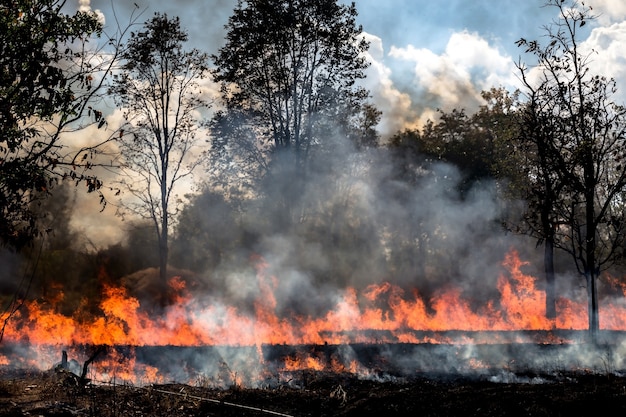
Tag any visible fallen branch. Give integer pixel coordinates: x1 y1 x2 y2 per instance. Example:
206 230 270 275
151 387 296 417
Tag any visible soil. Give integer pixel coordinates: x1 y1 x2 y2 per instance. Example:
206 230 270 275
1 367 626 416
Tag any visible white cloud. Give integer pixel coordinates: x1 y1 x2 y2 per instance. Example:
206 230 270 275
444 31 517 91
389 31 517 126
582 21 626 104
360 32 418 137
588 0 626 25
77 0 105 25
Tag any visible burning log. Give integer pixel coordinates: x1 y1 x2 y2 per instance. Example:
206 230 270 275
55 346 106 386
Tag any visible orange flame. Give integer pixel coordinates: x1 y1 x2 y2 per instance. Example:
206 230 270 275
0 248 603 348
2 248 624 383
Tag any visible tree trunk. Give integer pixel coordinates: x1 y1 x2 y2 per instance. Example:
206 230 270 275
159 171 169 305
539 187 556 322
586 269 599 341
585 218 599 342
544 237 556 322
584 150 599 342
159 233 168 285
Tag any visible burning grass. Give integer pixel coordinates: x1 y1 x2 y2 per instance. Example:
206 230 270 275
0 250 611 351
3 249 626 414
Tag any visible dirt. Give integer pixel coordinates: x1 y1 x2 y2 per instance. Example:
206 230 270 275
1 367 626 416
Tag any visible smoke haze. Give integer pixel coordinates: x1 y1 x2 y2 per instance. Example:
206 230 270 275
3 0 626 388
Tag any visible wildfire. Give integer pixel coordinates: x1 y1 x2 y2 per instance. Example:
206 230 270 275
1 248 624 385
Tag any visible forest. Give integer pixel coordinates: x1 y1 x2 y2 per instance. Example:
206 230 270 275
2 0 626 363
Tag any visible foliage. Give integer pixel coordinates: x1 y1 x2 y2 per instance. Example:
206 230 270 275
170 189 241 272
390 88 521 196
210 0 376 199
0 0 122 248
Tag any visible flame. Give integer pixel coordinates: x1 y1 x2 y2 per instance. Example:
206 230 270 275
282 354 325 372
2 248 625 384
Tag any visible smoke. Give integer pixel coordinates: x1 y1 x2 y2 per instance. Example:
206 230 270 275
360 32 419 137
6 0 626 389
179 120 532 325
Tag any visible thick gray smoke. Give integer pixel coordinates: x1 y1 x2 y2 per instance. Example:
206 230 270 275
182 126 542 323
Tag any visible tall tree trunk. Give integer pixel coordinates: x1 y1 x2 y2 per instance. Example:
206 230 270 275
544 237 556 321
586 268 599 341
585 152 599 342
539 188 557 322
159 167 169 305
159 230 168 284
158 217 169 307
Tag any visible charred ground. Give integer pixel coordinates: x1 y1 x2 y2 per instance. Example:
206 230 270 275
0 371 626 417
1 364 626 416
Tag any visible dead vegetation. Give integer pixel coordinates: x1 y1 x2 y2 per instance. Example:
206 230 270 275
2 366 626 416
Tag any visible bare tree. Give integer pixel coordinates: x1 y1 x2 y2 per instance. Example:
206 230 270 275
110 13 210 292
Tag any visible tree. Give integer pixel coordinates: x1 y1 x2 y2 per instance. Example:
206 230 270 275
211 0 374 217
507 88 566 321
397 88 520 196
516 0 626 339
0 0 125 249
110 13 210 291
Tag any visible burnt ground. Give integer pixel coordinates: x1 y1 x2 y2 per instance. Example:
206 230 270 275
1 368 626 416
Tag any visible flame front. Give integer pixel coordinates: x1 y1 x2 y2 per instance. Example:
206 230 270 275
2 248 625 384
0 249 601 347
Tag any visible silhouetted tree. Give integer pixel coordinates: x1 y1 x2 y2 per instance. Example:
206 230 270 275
0 0 127 249
111 13 211 290
516 0 626 339
211 0 375 221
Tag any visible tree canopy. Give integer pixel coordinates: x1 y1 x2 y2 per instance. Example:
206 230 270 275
211 0 373 174
0 0 126 249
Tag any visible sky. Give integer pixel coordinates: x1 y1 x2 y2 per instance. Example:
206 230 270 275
74 0 626 247
84 0 626 134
